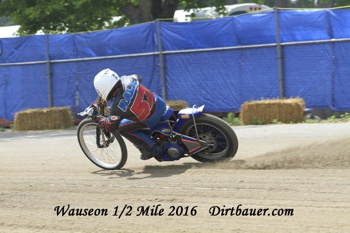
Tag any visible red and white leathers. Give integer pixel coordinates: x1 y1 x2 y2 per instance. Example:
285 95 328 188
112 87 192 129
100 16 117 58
95 74 166 153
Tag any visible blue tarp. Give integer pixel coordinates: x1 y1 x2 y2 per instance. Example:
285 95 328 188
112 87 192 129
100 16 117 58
1 8 350 121
279 10 331 42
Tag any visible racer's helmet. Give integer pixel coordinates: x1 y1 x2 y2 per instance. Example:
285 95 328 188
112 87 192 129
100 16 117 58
94 68 121 101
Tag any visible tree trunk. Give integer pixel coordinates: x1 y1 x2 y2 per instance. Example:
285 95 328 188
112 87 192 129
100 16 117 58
120 2 142 24
139 0 154 22
274 0 289 7
160 0 179 19
121 0 179 24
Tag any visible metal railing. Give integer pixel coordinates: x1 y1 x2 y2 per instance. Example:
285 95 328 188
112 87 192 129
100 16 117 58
1 8 350 117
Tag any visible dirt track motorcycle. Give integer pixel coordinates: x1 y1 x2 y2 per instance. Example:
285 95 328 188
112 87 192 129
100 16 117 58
77 100 238 170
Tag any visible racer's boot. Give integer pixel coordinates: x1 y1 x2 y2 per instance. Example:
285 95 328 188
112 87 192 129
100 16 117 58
140 144 162 160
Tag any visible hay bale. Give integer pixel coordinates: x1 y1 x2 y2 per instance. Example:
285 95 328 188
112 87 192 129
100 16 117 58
14 107 74 131
240 98 305 125
166 100 188 111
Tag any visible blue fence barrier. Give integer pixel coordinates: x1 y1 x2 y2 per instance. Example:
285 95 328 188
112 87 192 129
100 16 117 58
1 8 350 121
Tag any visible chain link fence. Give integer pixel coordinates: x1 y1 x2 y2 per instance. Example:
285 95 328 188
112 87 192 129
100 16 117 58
1 8 350 122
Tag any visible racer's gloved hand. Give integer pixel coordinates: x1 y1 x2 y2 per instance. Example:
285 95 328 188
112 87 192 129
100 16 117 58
97 116 120 132
97 117 109 131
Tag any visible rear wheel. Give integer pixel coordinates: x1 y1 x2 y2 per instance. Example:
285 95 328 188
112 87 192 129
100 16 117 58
77 119 128 170
179 114 238 162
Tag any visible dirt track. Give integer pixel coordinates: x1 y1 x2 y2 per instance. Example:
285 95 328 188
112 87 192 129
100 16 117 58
1 123 349 233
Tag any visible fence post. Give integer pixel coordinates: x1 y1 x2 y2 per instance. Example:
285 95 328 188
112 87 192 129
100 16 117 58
274 7 285 99
156 19 167 101
44 29 53 107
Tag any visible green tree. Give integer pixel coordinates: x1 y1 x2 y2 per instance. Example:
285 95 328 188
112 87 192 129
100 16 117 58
0 0 129 34
330 0 350 6
0 0 227 35
1 0 350 35
122 0 227 24
0 16 13 26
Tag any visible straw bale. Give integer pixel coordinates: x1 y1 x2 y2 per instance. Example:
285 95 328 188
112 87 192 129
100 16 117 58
166 100 188 111
240 98 305 125
14 107 74 131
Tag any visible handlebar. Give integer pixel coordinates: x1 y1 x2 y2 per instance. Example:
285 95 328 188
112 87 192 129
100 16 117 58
78 106 104 119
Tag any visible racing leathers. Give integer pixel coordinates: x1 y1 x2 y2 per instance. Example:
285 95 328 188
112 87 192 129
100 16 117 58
94 74 166 159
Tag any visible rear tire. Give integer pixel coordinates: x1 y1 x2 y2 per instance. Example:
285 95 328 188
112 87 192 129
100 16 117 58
179 114 238 162
77 118 128 170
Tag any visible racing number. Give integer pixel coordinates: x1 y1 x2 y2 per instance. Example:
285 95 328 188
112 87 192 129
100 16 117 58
131 85 154 121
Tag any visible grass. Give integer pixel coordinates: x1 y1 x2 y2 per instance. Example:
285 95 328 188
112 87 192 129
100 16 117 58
223 112 350 126
0 125 14 132
223 112 241 126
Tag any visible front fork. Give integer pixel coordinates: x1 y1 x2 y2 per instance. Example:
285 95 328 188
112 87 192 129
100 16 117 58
96 127 113 148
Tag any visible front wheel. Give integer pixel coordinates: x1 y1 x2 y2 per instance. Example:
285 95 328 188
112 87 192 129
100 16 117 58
77 118 128 170
179 114 238 163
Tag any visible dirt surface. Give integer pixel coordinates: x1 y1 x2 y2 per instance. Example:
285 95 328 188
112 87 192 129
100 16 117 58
1 122 349 233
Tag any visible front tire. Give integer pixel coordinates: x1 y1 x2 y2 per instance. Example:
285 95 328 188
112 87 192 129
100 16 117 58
179 114 238 162
77 118 128 170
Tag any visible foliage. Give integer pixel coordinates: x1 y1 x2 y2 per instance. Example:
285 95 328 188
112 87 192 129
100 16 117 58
223 111 350 126
272 119 283 124
179 0 227 13
223 112 241 126
0 0 129 35
327 112 350 123
1 0 350 35
251 119 265 125
0 16 13 26
303 112 350 123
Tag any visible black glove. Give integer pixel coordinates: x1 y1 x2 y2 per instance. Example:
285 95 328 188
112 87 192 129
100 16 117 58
97 117 110 131
98 116 120 132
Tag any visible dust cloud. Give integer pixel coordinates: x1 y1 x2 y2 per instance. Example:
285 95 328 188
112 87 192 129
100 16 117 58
205 138 350 170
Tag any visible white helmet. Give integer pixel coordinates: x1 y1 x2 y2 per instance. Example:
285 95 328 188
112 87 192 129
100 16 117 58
94 68 121 100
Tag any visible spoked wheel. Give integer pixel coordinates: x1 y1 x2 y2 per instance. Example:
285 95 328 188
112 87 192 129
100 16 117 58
179 114 238 162
77 119 128 170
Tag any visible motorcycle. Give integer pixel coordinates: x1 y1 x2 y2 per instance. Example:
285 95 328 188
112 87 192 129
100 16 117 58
77 100 238 170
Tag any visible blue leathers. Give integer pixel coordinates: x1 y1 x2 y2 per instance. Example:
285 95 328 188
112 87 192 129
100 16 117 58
96 74 166 153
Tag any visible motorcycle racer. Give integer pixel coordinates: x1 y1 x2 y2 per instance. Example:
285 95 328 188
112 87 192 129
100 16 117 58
92 68 166 160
